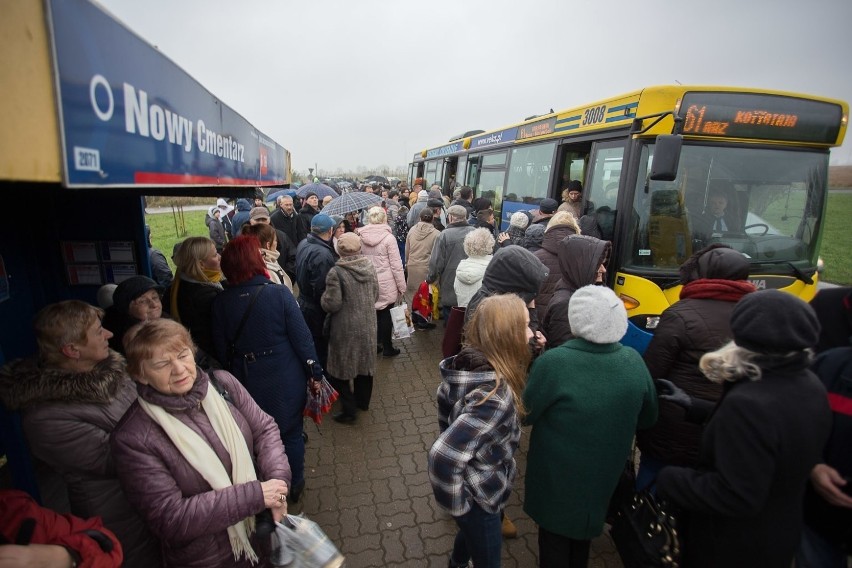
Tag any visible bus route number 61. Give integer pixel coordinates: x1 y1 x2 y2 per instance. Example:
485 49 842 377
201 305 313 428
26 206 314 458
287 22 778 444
582 105 606 126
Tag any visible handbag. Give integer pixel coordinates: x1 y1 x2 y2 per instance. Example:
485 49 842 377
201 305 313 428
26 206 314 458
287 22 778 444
270 514 344 568
609 450 681 568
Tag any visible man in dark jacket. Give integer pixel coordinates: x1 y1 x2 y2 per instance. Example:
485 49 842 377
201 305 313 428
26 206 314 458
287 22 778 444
230 198 252 236
810 286 852 353
295 214 338 367
426 205 474 322
299 193 320 230
450 185 475 218
271 194 307 245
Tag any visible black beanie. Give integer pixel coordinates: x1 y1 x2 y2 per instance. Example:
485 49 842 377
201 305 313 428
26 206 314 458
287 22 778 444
730 289 820 353
112 276 162 315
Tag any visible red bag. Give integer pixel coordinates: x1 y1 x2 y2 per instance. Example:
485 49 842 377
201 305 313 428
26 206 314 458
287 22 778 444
412 281 433 322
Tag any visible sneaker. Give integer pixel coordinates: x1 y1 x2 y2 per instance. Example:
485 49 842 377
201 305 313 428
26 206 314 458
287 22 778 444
382 347 401 358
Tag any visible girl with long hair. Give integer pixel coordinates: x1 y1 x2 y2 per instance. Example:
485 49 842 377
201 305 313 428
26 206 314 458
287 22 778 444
428 294 532 568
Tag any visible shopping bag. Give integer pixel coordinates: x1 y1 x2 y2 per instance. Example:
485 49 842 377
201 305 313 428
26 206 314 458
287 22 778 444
390 302 414 339
270 514 344 568
411 281 433 322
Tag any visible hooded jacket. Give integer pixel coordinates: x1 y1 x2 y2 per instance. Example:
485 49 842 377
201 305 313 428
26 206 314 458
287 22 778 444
465 245 549 325
638 245 755 466
405 221 440 299
533 224 580 316
0 352 161 567
230 199 252 237
321 255 380 379
407 192 430 227
428 348 520 517
453 254 492 308
358 223 406 309
541 235 611 348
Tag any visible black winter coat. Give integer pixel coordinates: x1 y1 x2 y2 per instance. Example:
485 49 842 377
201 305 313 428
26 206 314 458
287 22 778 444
657 357 831 568
637 294 741 466
533 224 579 317
270 208 307 246
164 278 222 358
541 235 610 348
294 233 338 336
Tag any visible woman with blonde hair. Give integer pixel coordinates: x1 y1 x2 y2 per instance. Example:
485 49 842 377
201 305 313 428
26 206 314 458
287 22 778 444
428 294 532 568
240 223 293 291
165 236 223 359
358 206 406 357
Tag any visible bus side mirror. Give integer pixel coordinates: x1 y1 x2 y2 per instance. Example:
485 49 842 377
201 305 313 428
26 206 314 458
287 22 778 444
650 135 683 181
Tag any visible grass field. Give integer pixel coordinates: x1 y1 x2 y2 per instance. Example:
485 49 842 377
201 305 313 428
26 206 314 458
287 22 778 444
147 192 852 285
820 192 852 285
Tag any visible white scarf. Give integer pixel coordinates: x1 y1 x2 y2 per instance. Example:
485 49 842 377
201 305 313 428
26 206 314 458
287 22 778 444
138 382 259 564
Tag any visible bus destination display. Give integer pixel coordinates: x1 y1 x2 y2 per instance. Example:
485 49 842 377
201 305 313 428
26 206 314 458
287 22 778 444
679 92 842 144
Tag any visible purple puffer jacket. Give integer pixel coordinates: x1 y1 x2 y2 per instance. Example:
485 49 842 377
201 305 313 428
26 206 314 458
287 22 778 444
111 369 290 568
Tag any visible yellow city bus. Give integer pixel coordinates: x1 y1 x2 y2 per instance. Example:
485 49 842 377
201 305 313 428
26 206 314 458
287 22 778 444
409 85 848 332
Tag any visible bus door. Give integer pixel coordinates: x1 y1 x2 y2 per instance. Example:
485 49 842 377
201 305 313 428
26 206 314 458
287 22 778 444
444 155 467 196
476 151 509 230
584 139 627 241
465 156 481 190
409 162 423 186
424 159 445 189
555 142 592 197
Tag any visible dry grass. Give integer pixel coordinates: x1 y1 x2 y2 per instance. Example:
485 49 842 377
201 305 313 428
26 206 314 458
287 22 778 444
829 165 852 188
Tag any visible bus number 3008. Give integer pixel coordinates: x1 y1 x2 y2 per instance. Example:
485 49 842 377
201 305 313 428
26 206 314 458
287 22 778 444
582 105 606 126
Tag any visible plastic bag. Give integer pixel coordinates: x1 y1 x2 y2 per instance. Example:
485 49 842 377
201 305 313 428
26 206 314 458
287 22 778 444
270 514 344 568
390 302 414 339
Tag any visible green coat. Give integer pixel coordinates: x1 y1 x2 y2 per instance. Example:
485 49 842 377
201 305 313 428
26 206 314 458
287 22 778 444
523 339 658 538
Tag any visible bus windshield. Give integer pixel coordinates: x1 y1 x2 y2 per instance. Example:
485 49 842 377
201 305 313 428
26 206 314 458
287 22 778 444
626 142 829 273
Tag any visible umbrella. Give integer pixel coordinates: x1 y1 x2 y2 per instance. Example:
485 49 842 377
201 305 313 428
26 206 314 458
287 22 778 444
365 175 389 184
303 376 339 425
266 188 297 203
296 183 338 200
321 192 383 216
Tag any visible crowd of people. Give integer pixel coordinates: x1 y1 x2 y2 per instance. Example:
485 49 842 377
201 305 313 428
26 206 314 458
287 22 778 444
0 178 850 568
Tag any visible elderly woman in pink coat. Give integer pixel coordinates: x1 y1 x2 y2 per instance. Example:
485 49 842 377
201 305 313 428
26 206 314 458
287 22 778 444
358 206 407 357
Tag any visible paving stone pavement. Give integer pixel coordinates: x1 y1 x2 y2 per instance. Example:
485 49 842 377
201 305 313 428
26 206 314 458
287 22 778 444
299 324 626 567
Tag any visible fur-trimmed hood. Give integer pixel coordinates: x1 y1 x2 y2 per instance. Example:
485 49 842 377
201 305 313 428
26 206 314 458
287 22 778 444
0 350 129 410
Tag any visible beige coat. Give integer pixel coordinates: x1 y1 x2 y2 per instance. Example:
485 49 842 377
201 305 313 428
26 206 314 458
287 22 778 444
405 221 440 301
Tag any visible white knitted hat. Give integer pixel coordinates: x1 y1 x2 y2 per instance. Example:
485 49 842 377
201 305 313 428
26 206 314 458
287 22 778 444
568 285 627 344
510 211 530 229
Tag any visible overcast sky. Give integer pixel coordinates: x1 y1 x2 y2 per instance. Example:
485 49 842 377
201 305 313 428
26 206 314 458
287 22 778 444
97 0 852 174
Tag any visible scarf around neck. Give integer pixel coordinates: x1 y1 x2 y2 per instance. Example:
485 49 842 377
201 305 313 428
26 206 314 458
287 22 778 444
680 278 755 302
137 379 259 564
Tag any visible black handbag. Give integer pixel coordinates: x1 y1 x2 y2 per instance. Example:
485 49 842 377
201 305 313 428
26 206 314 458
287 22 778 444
609 451 681 568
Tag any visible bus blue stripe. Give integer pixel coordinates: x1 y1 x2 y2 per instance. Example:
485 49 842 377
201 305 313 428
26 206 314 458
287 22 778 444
557 114 582 124
608 103 639 113
605 115 632 123
556 124 581 130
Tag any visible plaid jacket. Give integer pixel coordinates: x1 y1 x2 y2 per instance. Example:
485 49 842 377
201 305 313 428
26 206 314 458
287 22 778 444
428 356 521 517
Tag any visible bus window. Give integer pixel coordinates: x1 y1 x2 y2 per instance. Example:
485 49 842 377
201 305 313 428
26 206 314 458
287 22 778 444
626 142 829 271
505 141 556 205
586 141 625 210
557 146 590 191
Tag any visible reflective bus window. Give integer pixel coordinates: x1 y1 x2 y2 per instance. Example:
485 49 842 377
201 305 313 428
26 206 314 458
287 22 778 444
482 153 506 168
586 141 625 210
626 143 829 271
505 142 556 204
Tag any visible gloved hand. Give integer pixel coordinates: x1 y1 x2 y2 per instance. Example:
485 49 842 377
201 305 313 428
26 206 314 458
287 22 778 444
655 378 692 409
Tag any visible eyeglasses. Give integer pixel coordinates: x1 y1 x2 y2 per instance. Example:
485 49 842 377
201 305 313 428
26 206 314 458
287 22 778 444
132 293 162 308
